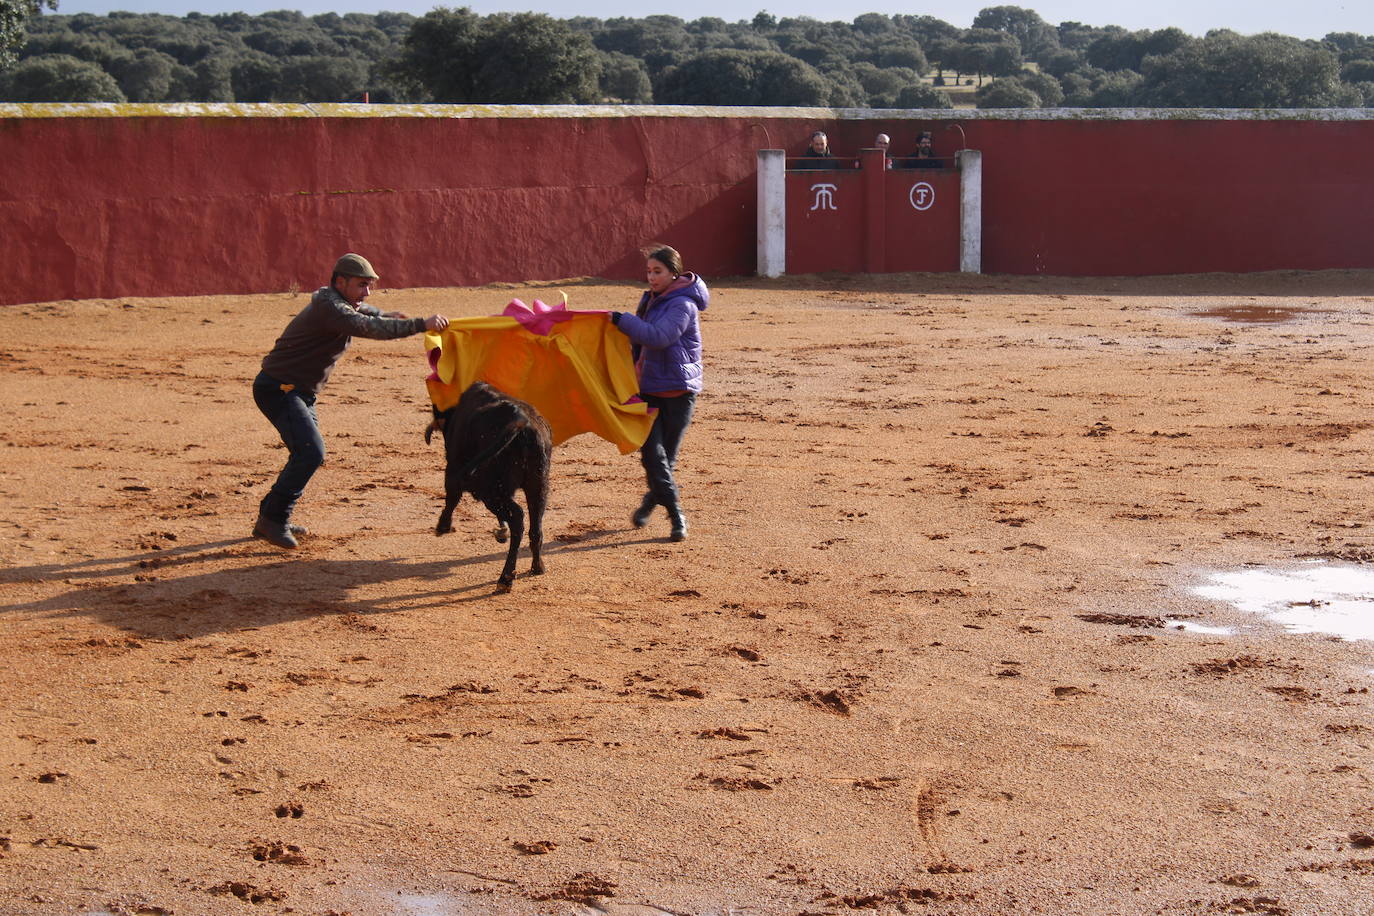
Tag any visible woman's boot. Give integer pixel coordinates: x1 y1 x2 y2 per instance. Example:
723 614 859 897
667 504 688 542
631 493 656 528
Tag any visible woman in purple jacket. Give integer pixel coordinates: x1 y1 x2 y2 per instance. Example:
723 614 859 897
610 244 708 542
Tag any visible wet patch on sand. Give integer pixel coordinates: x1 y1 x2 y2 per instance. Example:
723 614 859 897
1192 563 1374 641
1189 304 1334 324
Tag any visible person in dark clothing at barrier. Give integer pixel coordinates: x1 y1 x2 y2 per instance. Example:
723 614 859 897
797 130 842 169
608 244 707 543
907 130 942 169
251 253 449 549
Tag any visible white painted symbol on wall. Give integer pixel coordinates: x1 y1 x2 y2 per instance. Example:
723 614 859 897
810 183 838 211
909 182 935 211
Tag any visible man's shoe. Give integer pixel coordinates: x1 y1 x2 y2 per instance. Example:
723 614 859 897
253 515 298 549
631 494 656 529
287 522 308 537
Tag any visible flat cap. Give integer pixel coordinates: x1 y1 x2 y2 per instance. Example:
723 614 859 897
333 253 378 279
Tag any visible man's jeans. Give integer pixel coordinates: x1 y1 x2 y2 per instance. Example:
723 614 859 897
253 371 325 523
639 391 696 510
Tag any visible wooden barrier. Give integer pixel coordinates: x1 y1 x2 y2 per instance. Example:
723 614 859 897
776 147 964 275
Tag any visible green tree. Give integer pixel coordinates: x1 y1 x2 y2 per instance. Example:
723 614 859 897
107 46 175 100
230 51 280 101
1040 47 1083 78
1016 70 1064 106
1059 70 1093 105
853 60 913 105
597 48 651 102
1 0 57 71
894 82 953 109
1088 27 1191 72
975 78 1039 107
874 39 927 74
1340 59 1374 83
16 8 418 101
851 13 893 38
817 62 865 107
1086 68 1143 106
475 13 600 103
925 37 957 80
1323 32 1374 63
986 41 1024 76
1349 81 1374 104
954 42 991 85
595 14 690 79
0 51 124 99
960 27 1023 83
687 17 726 35
387 6 484 101
655 47 829 105
972 5 1057 60
1332 82 1367 105
276 54 367 102
1057 21 1112 52
695 26 774 54
1138 31 1345 107
892 14 960 48
188 52 233 101
1138 27 1191 60
774 17 860 70
17 23 118 70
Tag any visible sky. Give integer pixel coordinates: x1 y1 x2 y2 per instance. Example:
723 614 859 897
43 0 1374 41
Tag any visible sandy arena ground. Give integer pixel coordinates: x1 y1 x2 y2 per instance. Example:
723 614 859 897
3 271 1374 916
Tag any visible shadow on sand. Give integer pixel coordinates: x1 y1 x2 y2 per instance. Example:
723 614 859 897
0 527 651 639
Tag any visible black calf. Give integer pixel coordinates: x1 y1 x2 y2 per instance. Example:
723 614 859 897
429 382 552 590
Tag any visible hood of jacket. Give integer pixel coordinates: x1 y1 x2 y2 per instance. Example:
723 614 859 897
643 272 709 314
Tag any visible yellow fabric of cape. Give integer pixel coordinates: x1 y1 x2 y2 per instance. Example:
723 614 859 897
424 312 654 455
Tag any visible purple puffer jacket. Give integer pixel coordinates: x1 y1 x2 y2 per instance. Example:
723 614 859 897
615 272 709 394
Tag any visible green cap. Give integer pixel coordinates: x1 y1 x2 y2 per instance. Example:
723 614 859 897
334 253 378 279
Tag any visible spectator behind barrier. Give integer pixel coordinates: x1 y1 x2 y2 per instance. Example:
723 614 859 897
905 130 942 169
796 130 843 170
873 133 893 169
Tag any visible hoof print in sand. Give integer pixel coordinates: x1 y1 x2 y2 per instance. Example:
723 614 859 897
534 872 617 904
513 839 558 855
208 881 286 904
248 840 310 866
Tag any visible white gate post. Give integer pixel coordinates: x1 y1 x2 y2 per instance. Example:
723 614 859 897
756 149 785 278
957 149 982 274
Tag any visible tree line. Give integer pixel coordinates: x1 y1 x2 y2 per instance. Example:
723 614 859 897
1 3 1371 110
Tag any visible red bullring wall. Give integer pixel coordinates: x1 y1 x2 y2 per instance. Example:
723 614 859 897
2 104 1371 305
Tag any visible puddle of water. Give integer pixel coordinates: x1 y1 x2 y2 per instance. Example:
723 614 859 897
392 892 492 915
1190 304 1332 324
336 889 498 916
1164 618 1237 636
1191 563 1374 641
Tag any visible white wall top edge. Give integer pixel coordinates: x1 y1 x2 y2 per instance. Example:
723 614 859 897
2 102 1372 122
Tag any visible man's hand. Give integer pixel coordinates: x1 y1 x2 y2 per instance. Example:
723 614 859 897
424 315 449 332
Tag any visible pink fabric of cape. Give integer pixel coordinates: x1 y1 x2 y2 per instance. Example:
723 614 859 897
424 298 654 455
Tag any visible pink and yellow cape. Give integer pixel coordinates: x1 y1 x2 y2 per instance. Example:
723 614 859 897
424 296 654 455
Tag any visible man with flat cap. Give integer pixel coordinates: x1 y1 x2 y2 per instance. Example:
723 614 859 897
251 253 449 549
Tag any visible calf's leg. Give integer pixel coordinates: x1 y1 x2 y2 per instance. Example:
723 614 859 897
524 482 547 576
489 497 525 589
436 471 464 536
